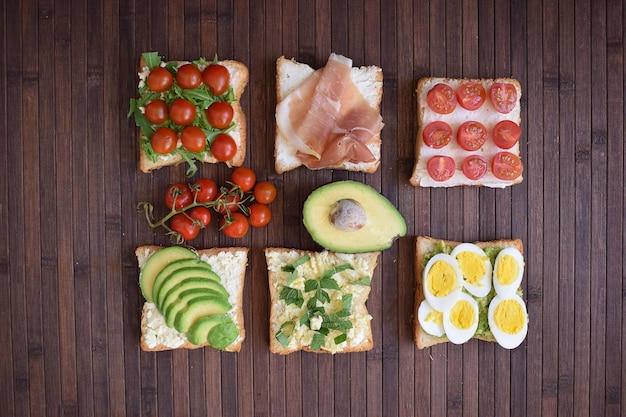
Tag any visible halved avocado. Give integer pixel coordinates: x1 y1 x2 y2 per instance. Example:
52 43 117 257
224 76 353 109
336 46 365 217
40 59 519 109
187 314 238 347
303 181 407 253
155 266 222 310
159 277 230 313
173 296 232 333
139 246 197 302
151 258 211 303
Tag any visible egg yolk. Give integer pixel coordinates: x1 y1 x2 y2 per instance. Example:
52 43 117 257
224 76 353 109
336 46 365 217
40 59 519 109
496 254 519 285
456 251 487 285
494 299 525 334
425 310 443 324
427 260 458 297
449 300 475 330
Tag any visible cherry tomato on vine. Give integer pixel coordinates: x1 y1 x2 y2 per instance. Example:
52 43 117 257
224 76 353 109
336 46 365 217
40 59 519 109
193 178 218 202
492 152 523 180
210 133 237 161
206 101 234 129
456 82 486 110
253 181 277 204
169 98 196 126
461 155 488 180
220 212 249 238
144 99 169 124
231 167 256 192
426 83 456 114
492 120 521 149
147 67 173 92
202 64 230 96
427 155 456 182
176 63 202 89
165 183 193 210
170 213 200 241
489 83 518 114
150 127 177 154
216 194 241 215
249 203 272 228
181 126 207 152
189 206 211 227
457 121 488 151
422 121 453 149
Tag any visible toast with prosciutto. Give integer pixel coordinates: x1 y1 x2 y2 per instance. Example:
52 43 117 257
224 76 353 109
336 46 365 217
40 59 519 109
274 54 384 174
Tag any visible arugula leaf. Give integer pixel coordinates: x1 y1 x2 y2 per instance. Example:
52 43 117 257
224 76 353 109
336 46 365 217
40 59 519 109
141 52 163 69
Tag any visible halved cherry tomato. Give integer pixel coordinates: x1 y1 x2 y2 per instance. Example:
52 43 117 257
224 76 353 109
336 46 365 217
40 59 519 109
253 181 277 204
220 212 249 238
426 155 456 182
492 152 523 180
492 120 521 149
165 183 193 210
144 99 169 124
206 101 234 129
189 206 211 227
249 203 271 227
211 133 237 161
457 121 488 151
426 83 456 114
150 127 177 154
202 64 230 96
193 178 218 202
147 67 173 92
422 121 453 149
169 98 196 126
176 63 202 89
456 82 486 110
216 194 241 215
461 155 488 180
181 126 207 152
489 83 517 114
231 167 256 192
170 213 200 241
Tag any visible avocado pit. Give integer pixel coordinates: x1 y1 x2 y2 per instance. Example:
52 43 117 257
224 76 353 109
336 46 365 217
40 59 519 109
329 199 366 232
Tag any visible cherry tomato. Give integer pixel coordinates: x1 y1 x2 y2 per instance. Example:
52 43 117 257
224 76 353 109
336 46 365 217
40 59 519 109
147 67 173 92
231 167 256 192
457 121 488 151
220 212 249 238
150 127 177 154
176 63 202 89
165 183 193 210
193 178 218 202
492 152 523 180
492 120 521 149
426 155 456 182
144 99 169 124
461 155 488 180
422 121 453 149
170 213 200 241
249 203 272 228
202 64 230 96
169 98 196 126
426 83 456 114
206 101 234 129
211 133 237 161
456 82 486 110
216 194 241 215
489 83 517 114
189 206 211 227
253 181 277 204
181 126 207 152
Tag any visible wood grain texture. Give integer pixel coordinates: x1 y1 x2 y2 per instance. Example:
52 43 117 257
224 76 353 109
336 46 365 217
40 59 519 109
1 0 624 415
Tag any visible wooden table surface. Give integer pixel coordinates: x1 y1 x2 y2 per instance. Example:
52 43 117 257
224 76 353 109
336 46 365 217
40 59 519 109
2 0 625 416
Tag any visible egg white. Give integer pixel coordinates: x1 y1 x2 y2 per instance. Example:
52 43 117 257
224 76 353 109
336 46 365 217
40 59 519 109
442 292 479 344
422 253 463 312
450 243 492 298
488 293 528 349
492 247 524 298
417 300 445 337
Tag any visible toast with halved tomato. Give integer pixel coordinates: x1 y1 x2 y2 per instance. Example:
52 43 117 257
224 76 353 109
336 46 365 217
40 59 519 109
409 77 523 188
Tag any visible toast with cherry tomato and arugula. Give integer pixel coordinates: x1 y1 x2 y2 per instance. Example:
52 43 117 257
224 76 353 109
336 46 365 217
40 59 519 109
410 77 523 187
129 52 249 177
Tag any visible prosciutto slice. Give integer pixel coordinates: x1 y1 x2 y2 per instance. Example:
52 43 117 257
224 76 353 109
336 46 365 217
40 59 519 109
276 53 383 168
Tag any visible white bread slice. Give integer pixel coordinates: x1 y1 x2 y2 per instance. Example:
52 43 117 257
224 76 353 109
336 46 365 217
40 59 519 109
137 245 248 352
274 56 383 174
137 59 249 173
410 77 523 187
265 248 379 354
413 236 524 349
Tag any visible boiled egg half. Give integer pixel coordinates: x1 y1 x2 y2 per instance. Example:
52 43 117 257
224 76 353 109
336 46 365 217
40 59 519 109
450 243 492 298
417 300 445 337
492 247 525 298
423 253 463 312
488 293 528 349
443 292 479 344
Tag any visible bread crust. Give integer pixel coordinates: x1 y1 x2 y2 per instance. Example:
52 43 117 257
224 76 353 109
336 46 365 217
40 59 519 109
274 55 383 174
137 245 248 352
136 58 249 173
413 236 524 349
265 248 379 354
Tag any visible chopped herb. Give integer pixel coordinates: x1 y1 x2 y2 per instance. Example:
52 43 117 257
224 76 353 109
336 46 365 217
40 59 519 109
141 52 163 69
279 286 303 308
281 254 311 284
352 275 371 286
310 333 326 351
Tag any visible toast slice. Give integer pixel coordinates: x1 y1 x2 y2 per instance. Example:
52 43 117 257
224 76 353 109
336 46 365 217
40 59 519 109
410 77 523 187
265 248 379 354
414 236 524 349
137 245 248 352
274 55 383 174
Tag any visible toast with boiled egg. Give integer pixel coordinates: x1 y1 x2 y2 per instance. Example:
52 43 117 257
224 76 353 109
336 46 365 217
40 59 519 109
414 236 528 350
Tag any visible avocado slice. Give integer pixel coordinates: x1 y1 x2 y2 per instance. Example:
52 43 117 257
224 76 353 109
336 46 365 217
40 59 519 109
303 181 407 253
173 296 232 333
139 246 197 302
159 277 230 313
162 287 230 322
154 266 221 308
207 322 240 350
151 258 211 303
187 314 238 347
